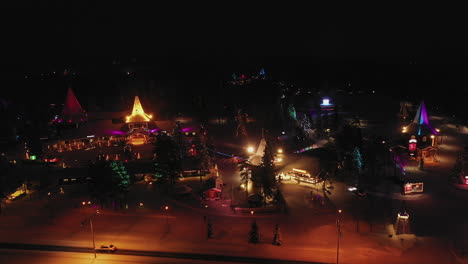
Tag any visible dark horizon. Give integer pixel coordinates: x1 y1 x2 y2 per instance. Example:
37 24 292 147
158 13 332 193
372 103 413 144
1 4 467 119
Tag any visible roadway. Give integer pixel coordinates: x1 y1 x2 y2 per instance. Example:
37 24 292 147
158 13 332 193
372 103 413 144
0 244 327 264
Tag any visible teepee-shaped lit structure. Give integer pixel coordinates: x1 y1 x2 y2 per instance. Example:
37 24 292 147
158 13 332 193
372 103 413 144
126 96 152 123
259 68 266 76
62 87 87 123
406 101 438 136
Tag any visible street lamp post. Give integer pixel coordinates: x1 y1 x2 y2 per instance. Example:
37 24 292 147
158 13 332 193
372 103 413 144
90 216 96 258
164 205 169 224
336 209 342 264
82 210 99 258
231 181 234 207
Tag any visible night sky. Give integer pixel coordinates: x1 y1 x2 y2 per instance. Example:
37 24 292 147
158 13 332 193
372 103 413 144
2 4 467 117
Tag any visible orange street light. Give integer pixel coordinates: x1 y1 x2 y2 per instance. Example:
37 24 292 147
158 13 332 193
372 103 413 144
337 209 342 264
247 146 255 153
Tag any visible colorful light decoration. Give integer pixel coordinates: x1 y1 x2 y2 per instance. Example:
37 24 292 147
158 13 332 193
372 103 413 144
294 145 315 153
412 101 438 136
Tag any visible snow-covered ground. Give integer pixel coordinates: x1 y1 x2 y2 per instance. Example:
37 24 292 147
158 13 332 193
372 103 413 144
1 113 468 263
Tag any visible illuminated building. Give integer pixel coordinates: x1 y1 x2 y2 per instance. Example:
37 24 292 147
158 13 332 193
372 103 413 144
126 96 153 130
125 96 154 145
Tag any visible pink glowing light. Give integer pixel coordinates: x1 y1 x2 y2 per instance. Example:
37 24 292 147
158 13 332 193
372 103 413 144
108 130 126 135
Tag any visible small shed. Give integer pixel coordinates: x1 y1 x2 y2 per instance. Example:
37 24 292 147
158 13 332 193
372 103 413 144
203 188 222 200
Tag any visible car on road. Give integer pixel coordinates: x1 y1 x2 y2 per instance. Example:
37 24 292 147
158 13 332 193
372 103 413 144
95 244 117 253
347 185 367 197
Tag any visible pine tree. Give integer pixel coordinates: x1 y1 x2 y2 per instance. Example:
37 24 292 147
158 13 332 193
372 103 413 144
419 154 425 170
235 109 248 138
288 104 297 121
109 160 131 207
153 134 182 185
260 139 277 200
207 219 213 239
352 147 363 173
449 153 463 183
239 162 250 200
333 105 340 130
272 224 282 245
110 160 131 192
300 114 312 131
249 220 259 243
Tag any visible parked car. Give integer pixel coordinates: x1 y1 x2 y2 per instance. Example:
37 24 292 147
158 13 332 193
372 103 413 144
95 244 117 253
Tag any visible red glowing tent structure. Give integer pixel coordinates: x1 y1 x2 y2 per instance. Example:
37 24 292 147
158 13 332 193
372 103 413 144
61 87 87 124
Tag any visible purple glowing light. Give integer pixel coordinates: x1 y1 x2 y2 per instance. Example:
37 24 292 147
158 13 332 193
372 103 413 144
108 130 126 135
413 101 438 135
150 128 159 133
181 127 193 132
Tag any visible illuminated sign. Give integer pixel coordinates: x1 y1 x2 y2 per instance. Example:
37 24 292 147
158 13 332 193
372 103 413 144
403 182 424 195
409 138 417 152
397 212 409 220
292 168 307 174
320 98 332 106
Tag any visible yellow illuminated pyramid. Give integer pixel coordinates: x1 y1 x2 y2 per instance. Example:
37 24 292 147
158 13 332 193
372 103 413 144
126 96 152 123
